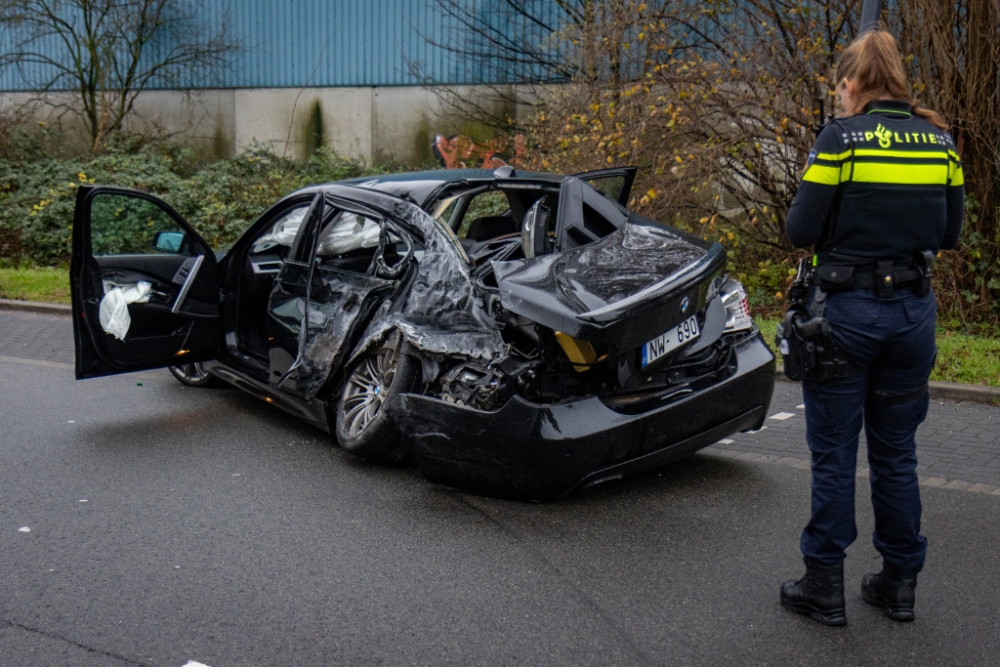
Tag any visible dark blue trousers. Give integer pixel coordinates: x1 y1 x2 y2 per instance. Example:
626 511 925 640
800 288 936 575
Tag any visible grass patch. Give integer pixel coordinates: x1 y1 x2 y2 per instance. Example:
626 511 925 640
755 316 1000 388
933 330 1000 388
0 266 70 304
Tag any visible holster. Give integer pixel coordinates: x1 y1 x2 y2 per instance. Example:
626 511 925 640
776 286 866 383
776 305 813 382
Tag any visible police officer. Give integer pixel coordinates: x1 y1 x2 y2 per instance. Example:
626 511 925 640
779 30 964 626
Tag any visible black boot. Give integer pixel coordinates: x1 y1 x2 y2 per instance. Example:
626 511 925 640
780 557 847 626
862 563 917 622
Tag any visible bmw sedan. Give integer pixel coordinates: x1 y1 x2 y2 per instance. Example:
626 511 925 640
70 166 775 501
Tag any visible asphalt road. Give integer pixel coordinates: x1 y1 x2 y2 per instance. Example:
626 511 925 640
2 354 1000 667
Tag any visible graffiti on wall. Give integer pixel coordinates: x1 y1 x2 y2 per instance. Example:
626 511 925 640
432 134 525 169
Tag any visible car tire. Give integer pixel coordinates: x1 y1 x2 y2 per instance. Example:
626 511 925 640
335 344 420 465
168 362 223 388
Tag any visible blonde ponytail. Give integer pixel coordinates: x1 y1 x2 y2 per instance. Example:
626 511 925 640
836 31 948 130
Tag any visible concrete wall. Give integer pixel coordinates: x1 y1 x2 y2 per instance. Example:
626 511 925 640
0 85 523 166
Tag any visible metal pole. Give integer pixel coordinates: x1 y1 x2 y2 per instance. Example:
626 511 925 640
859 0 884 35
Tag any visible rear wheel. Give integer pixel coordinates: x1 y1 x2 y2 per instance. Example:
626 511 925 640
335 343 419 464
168 362 223 387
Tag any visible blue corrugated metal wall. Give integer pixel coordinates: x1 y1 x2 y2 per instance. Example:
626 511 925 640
0 0 571 91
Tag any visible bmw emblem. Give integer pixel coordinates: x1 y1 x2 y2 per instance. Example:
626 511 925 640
680 296 690 314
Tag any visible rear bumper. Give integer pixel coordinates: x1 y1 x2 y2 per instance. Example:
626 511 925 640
391 332 776 501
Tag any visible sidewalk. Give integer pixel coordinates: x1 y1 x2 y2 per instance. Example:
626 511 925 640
708 382 1000 488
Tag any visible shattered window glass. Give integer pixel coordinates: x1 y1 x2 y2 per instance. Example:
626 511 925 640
315 211 382 256
251 206 309 254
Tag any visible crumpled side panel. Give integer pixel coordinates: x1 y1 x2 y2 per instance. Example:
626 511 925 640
278 266 396 400
348 199 504 364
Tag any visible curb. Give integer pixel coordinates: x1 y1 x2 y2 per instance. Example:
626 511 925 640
0 298 72 317
2 299 998 406
775 366 1000 405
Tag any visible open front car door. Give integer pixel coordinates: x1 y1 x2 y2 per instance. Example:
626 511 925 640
70 186 222 379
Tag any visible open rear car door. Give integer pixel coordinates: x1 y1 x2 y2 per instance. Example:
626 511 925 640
70 186 222 379
571 166 637 207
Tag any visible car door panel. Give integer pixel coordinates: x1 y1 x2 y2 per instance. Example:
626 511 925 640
272 265 395 400
570 166 637 207
71 186 222 379
264 194 406 401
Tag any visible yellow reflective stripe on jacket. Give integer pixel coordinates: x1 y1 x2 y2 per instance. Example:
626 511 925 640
950 161 965 186
802 163 841 185
817 150 852 162
850 162 949 185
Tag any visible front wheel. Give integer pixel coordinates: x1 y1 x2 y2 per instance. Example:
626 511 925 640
335 344 420 464
168 362 223 388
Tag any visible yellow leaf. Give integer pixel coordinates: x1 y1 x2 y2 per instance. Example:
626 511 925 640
646 189 656 200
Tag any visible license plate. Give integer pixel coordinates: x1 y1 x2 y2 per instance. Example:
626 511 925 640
642 316 700 367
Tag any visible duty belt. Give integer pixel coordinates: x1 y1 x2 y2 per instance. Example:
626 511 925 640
814 252 934 298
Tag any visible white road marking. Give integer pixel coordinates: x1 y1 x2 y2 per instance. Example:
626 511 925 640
796 404 806 409
68 420 75 423
182 661 212 667
79 499 88 503
18 527 30 532
718 439 735 445
769 412 796 421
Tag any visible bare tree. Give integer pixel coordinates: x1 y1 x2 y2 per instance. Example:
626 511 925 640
418 1 720 131
526 1 863 247
410 0 565 131
0 0 241 153
892 0 1000 320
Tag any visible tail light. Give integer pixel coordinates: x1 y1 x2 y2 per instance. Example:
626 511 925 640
721 282 753 332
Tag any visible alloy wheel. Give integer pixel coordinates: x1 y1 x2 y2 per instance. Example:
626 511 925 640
340 349 398 438
169 362 212 384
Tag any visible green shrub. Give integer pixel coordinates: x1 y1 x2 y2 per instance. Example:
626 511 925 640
0 141 383 265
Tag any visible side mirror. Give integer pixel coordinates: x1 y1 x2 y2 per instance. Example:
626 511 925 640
153 231 186 253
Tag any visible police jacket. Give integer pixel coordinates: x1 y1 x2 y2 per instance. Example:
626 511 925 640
786 100 964 264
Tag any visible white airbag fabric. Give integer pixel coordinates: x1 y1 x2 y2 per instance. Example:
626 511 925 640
99 281 151 340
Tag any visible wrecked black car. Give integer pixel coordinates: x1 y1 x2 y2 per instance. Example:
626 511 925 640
70 166 775 501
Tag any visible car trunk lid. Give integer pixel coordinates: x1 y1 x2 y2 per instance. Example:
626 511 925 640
492 217 726 384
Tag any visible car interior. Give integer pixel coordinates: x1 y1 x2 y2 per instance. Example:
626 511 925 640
237 202 419 361
233 177 629 363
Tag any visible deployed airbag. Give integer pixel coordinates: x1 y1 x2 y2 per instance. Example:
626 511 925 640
98 282 151 340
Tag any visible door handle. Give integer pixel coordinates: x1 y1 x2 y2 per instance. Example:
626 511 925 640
171 255 204 314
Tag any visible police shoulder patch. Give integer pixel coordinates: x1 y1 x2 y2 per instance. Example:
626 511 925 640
806 150 818 169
